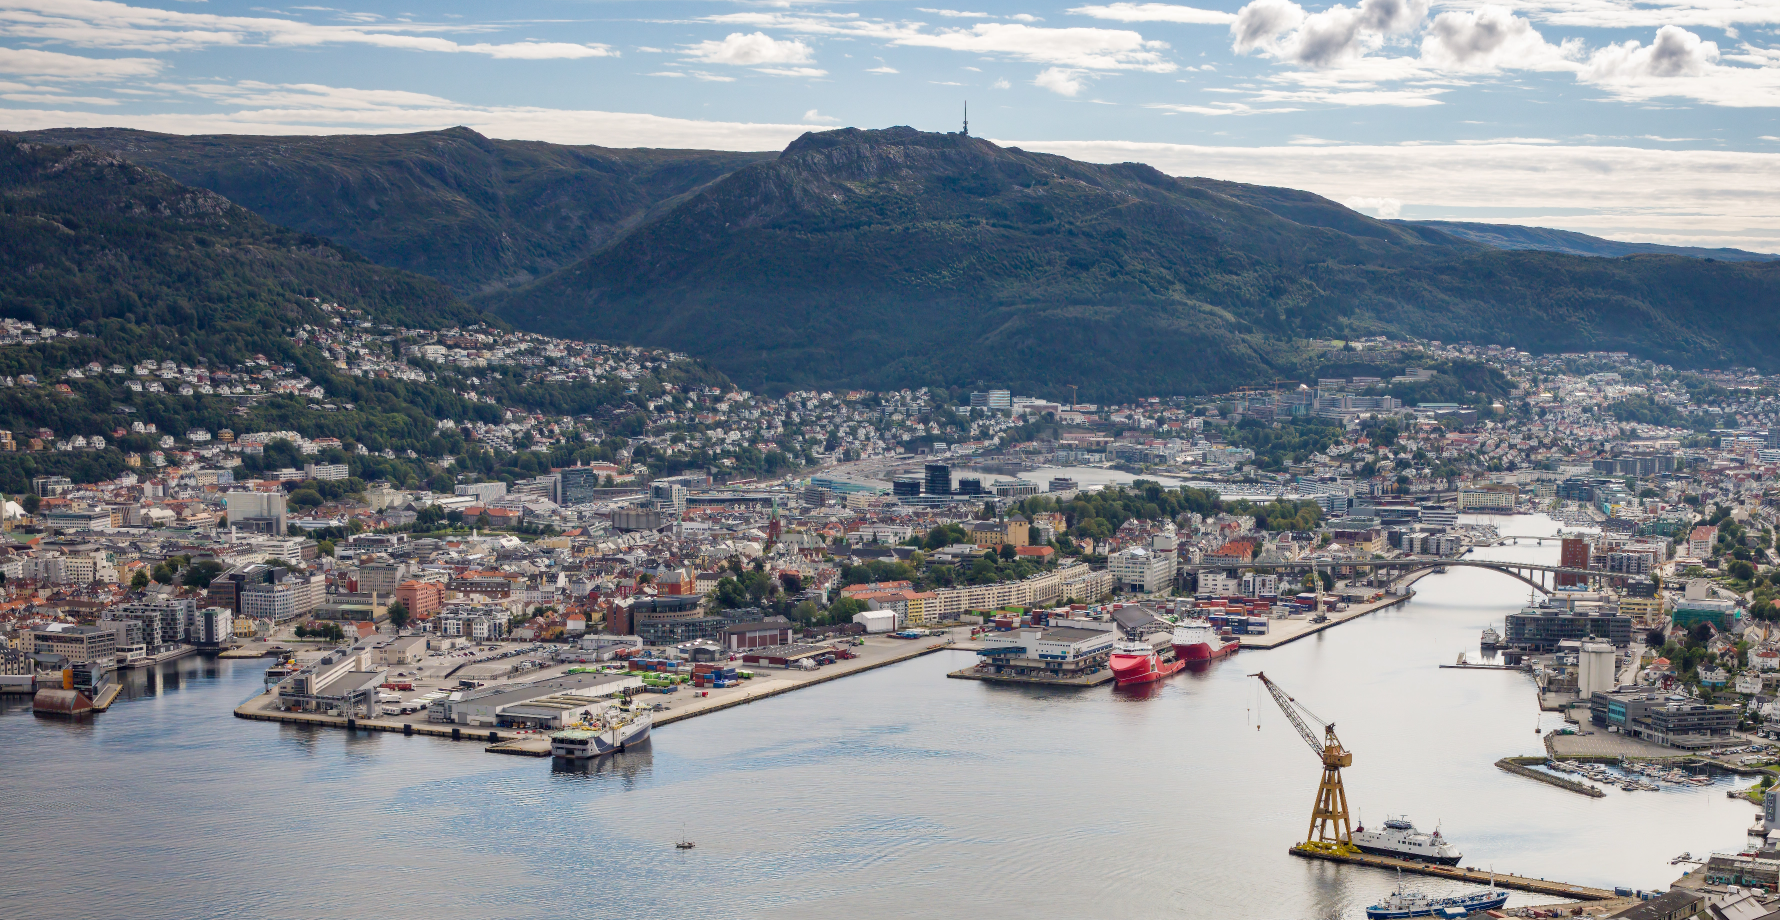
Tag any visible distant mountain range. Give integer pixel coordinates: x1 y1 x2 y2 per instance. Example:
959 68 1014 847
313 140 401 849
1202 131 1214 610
1399 220 1777 262
10 126 1780 400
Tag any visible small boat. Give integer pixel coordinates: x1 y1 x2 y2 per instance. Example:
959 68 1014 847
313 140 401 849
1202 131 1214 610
675 839 696 850
1366 870 1507 919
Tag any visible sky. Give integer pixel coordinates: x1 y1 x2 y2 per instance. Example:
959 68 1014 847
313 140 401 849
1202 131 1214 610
0 0 1778 251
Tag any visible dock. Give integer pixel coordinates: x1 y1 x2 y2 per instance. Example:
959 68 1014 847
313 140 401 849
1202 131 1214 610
233 638 955 750
1496 756 1605 797
945 666 1114 687
1288 846 1618 900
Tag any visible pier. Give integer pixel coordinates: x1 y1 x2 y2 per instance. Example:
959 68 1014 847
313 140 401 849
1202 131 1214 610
1496 756 1606 797
233 638 955 751
1287 846 1618 900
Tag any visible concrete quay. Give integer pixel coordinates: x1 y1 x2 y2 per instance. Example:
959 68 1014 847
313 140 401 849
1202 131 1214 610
231 635 954 754
1288 845 1618 900
945 665 1114 687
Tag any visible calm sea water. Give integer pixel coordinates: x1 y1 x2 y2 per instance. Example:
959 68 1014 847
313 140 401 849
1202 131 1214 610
1 516 1755 920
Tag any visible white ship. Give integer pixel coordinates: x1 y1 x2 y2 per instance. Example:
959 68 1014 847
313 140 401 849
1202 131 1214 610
1351 816 1463 865
1480 626 1502 650
550 705 652 760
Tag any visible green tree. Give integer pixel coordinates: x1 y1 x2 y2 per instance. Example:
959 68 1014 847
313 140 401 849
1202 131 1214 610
288 488 323 509
130 569 149 590
182 560 225 590
387 600 410 630
22 493 41 514
827 596 868 623
151 563 174 585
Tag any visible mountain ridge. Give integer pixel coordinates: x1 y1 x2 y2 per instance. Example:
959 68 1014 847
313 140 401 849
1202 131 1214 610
14 126 777 295
480 126 1780 399
1399 219 1777 262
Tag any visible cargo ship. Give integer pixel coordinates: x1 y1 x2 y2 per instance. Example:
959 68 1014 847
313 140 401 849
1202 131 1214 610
1109 636 1186 685
1351 816 1463 865
1172 619 1239 662
550 705 652 760
1366 876 1505 918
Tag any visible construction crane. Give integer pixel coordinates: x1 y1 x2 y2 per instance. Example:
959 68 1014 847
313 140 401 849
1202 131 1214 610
1251 671 1355 850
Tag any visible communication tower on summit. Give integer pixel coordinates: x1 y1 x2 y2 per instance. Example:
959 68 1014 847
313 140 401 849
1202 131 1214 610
962 101 968 136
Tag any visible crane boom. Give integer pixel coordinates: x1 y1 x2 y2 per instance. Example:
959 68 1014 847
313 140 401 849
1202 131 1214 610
1256 672 1323 756
1251 671 1355 848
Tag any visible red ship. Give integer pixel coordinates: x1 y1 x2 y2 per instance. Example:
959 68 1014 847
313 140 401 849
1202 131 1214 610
1109 637 1186 685
1171 620 1239 662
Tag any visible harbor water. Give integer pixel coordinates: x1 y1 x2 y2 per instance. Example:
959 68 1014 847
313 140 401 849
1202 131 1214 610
0 515 1754 920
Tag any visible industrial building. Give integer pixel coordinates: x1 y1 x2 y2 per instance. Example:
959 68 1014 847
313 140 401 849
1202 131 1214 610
974 626 1116 680
1588 689 1739 748
429 672 642 728
1505 604 1632 650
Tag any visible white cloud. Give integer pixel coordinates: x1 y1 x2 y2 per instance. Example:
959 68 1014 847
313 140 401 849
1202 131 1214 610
803 108 839 122
1344 195 1402 217
756 66 828 77
866 64 898 73
992 76 1011 88
916 8 992 17
704 13 1176 73
1069 3 1238 25
0 0 618 58
1440 0 1780 31
0 45 161 76
2 91 118 103
1419 5 1577 72
683 32 815 67
1576 25 1780 106
893 22 1175 71
1233 0 1429 68
1034 66 1088 94
1582 24 1716 80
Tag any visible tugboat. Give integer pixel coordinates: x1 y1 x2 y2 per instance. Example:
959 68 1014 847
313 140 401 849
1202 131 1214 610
1366 872 1506 919
1351 816 1463 865
1109 636 1186 686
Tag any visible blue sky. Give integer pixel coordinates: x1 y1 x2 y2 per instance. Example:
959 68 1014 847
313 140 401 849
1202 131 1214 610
1 0 1778 250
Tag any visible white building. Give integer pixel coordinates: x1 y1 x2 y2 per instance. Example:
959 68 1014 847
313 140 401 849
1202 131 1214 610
1109 545 1176 597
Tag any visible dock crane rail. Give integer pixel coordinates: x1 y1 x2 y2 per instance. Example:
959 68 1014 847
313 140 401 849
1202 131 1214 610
1251 671 1357 852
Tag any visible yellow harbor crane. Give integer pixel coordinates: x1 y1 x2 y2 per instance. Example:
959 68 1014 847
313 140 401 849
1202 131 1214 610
1251 671 1355 853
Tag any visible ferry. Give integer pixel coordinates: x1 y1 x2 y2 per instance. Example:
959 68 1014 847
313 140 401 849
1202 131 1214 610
1109 636 1185 686
1366 877 1506 919
1351 817 1463 865
1172 619 1239 662
1480 626 1502 650
550 705 652 760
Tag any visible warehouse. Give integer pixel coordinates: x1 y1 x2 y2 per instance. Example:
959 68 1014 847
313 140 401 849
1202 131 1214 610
429 672 643 727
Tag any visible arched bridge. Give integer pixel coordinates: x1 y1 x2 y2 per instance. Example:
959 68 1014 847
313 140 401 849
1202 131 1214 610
1181 557 1616 595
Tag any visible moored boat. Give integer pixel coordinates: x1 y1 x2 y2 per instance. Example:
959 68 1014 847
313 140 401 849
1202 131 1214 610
1172 619 1239 662
551 705 652 760
1351 816 1463 865
1109 637 1186 686
1366 876 1506 919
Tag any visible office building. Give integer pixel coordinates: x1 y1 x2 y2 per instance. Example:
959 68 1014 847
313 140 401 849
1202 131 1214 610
225 491 287 534
1558 537 1591 587
31 624 117 664
1504 605 1632 650
925 463 951 497
105 597 195 653
1588 689 1738 747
